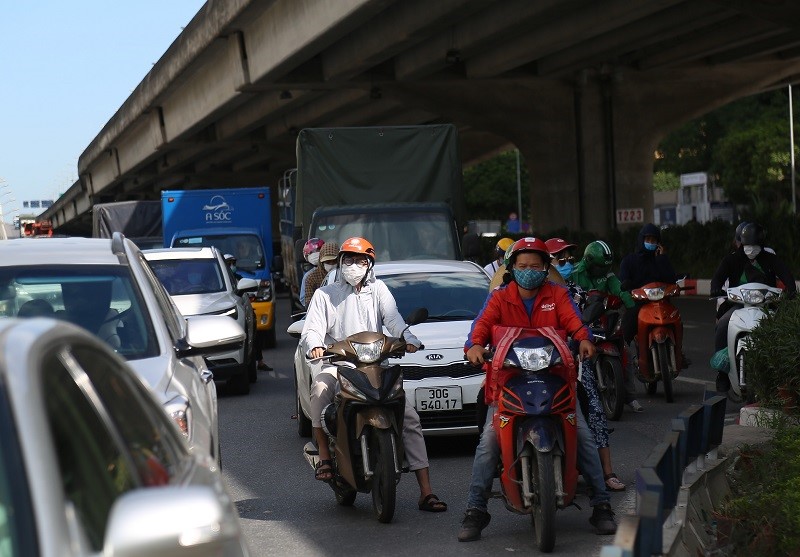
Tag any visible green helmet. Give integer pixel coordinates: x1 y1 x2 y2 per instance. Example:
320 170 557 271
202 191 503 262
583 240 613 277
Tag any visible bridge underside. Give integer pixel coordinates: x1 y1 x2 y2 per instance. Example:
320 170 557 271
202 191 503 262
42 0 800 236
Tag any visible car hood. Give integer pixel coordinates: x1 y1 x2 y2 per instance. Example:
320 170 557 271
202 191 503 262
171 293 237 316
392 320 471 349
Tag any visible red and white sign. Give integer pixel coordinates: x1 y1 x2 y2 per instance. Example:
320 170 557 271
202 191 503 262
616 208 644 224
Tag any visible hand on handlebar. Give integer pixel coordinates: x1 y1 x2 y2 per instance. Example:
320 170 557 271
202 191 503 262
309 347 325 359
406 343 419 353
579 339 596 361
466 344 489 366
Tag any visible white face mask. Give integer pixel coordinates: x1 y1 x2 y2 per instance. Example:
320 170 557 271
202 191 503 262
323 262 336 272
307 252 320 266
341 264 367 286
743 245 762 260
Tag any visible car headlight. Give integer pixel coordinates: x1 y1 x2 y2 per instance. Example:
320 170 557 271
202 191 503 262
508 345 554 372
351 340 384 363
741 289 765 305
339 374 368 401
643 287 665 301
165 396 191 438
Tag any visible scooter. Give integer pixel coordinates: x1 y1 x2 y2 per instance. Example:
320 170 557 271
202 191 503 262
302 308 427 524
630 281 685 403
581 290 626 421
488 325 578 553
719 282 782 402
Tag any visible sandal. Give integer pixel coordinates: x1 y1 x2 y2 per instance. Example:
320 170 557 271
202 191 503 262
418 493 448 512
604 473 626 492
315 459 333 482
257 361 272 371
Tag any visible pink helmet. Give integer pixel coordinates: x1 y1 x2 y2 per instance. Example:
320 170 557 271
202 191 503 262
302 237 324 260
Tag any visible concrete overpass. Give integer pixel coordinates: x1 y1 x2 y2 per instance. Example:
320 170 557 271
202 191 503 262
42 0 800 235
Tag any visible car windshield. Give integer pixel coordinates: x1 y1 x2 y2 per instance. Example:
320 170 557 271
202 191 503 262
381 270 489 321
0 266 158 360
148 259 225 296
313 212 457 261
173 234 264 272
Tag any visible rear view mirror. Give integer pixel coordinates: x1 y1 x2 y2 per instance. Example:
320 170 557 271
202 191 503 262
236 277 259 293
405 307 429 326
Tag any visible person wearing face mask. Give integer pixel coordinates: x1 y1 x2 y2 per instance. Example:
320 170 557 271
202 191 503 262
299 238 325 307
300 237 448 513
301 241 339 307
710 222 796 391
458 237 617 542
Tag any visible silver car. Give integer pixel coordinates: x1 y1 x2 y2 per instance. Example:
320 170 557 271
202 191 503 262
0 317 250 556
143 247 258 395
290 260 490 437
0 234 244 462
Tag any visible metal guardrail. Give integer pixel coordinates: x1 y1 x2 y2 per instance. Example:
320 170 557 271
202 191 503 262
600 394 728 557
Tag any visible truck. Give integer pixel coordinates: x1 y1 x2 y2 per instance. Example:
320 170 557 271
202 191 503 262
279 124 465 315
92 200 163 249
162 187 279 347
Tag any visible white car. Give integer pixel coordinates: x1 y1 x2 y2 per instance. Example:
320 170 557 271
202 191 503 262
0 234 245 463
0 317 251 556
143 247 258 395
290 260 491 437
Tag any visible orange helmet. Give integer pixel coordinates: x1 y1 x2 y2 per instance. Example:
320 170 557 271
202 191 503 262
339 237 376 262
508 237 550 266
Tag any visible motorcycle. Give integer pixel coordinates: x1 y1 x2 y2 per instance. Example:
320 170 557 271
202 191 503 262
716 282 782 402
581 290 626 421
302 308 427 523
630 281 686 403
488 325 578 553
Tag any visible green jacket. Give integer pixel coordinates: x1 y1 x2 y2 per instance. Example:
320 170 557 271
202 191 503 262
571 260 635 308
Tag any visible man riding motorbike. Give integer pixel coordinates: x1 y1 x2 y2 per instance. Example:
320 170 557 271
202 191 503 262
458 237 617 542
547 238 628 491
300 237 447 512
709 223 796 392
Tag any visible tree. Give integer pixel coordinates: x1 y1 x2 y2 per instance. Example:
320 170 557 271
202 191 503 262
463 150 530 221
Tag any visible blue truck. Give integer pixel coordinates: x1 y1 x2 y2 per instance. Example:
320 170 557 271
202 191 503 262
162 187 278 347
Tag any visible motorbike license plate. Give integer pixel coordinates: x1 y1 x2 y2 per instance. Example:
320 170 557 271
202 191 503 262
415 386 462 412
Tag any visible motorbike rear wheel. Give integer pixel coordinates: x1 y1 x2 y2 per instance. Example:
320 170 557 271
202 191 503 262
529 448 557 553
371 429 398 523
658 343 674 403
597 356 625 421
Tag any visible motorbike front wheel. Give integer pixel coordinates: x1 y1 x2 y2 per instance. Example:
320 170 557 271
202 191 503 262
371 429 398 523
657 343 674 403
529 448 557 553
597 357 625 421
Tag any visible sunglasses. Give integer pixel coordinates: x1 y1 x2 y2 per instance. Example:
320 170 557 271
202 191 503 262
553 255 575 265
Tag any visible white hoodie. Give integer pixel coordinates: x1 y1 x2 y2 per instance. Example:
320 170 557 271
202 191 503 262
301 269 420 357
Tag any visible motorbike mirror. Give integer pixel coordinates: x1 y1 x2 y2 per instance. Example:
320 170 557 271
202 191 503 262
405 307 428 326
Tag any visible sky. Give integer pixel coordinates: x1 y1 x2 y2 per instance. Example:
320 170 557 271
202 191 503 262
0 1 207 221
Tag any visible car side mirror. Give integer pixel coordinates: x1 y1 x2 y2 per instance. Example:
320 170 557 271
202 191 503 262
236 277 259 294
179 315 245 357
104 486 245 557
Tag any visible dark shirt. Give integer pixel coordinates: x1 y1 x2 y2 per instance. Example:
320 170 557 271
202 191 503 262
710 248 796 297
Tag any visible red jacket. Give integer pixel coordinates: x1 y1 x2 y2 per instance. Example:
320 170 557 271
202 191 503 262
465 281 591 403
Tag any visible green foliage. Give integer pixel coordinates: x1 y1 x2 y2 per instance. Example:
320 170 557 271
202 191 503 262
463 150 530 222
653 171 680 192
717 426 800 555
746 297 800 414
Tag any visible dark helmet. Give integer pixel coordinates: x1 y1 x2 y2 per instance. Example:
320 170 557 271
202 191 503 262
734 221 749 245
583 240 613 277
739 223 765 247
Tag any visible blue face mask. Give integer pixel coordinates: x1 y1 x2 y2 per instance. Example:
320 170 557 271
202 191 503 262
513 268 548 290
644 241 658 251
554 261 573 280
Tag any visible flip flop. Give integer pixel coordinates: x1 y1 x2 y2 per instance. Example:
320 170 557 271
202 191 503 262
315 459 333 482
604 473 626 492
418 493 448 512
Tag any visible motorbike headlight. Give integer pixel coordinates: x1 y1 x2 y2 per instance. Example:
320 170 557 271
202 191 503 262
727 290 743 302
643 287 665 301
339 374 368 401
742 289 765 305
510 345 554 372
350 340 384 363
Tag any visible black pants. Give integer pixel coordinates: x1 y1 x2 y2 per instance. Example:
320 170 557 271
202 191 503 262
714 306 739 352
622 304 641 344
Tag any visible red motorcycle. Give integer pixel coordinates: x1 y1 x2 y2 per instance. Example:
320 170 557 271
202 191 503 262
581 290 626 420
630 281 685 403
489 325 578 553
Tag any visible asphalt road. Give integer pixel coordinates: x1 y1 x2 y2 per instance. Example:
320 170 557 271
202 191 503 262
217 293 738 557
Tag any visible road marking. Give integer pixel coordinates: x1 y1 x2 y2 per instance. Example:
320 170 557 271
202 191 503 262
675 376 714 387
